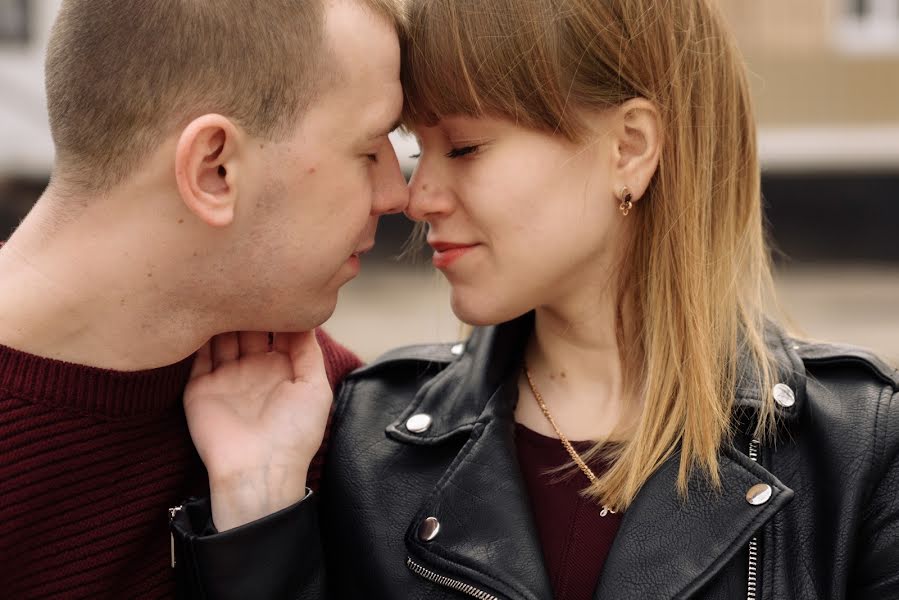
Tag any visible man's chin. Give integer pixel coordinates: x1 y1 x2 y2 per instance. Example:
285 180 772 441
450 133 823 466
272 296 339 334
311 296 340 329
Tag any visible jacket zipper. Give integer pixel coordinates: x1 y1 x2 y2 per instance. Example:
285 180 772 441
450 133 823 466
747 440 760 600
407 557 501 600
169 505 183 568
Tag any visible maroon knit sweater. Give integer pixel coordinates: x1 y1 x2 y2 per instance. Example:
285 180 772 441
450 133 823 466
0 330 361 600
516 423 623 600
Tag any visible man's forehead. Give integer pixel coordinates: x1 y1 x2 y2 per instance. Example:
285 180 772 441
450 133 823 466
311 0 402 137
322 0 400 76
316 13 400 105
363 89 404 140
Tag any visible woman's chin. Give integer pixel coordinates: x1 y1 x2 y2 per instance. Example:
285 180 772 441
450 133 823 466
449 293 529 328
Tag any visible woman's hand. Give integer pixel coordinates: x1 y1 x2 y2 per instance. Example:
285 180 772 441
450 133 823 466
184 331 332 531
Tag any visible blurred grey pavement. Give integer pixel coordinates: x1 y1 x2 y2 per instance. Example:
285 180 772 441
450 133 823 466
3 0 899 372
326 261 899 367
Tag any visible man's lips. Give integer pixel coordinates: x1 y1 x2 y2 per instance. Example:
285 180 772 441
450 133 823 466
346 244 374 272
351 244 375 257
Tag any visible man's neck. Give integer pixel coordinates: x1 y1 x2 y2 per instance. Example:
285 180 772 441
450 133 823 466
0 193 211 371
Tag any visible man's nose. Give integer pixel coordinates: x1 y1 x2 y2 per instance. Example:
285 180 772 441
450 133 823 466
371 143 410 216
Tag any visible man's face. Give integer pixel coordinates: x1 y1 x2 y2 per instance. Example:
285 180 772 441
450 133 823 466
234 0 407 331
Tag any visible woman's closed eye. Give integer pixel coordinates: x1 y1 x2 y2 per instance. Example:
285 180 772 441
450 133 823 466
446 145 480 159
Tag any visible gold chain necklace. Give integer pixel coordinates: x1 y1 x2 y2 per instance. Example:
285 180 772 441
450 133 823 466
524 365 617 517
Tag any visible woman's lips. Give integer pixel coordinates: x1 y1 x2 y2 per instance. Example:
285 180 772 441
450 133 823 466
430 243 479 269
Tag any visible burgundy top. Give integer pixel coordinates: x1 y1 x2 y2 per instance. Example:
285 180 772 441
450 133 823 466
0 330 360 600
515 423 624 600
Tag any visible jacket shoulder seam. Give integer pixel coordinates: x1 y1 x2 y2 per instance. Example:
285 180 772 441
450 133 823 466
347 343 460 378
793 340 899 390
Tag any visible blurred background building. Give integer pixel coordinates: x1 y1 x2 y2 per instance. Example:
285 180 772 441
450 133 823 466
1 0 897 363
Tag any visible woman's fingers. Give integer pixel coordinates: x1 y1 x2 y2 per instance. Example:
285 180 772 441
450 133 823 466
272 331 292 354
190 340 213 379
288 330 328 385
212 332 240 369
238 331 271 356
271 331 328 385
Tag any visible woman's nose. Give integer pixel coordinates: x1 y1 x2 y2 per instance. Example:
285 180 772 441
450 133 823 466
405 166 454 223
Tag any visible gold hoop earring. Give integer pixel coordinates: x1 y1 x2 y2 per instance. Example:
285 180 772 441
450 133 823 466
619 187 634 216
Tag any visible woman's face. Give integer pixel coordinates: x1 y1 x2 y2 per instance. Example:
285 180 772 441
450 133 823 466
406 115 627 326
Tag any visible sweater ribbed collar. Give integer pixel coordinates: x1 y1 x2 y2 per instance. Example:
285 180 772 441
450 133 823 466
0 343 194 418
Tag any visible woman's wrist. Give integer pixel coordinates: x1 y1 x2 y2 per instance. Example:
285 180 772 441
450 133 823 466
209 468 308 532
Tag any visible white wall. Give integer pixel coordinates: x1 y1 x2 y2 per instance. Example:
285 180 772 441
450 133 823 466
0 0 61 177
1 1 896 178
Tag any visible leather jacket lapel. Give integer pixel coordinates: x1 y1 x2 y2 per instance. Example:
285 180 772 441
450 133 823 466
403 379 554 600
595 445 794 599
592 322 802 599
387 315 552 599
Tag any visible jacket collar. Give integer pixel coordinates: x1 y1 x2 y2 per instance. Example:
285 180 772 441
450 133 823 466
387 313 798 599
386 313 533 444
733 319 808 424
387 312 808 442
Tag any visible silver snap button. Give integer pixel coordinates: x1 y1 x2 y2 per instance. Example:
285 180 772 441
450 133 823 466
773 383 795 408
746 483 773 506
450 343 465 356
418 517 440 542
406 413 433 434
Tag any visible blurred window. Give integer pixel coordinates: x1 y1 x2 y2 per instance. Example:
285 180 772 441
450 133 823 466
838 0 899 54
851 0 870 17
0 0 29 44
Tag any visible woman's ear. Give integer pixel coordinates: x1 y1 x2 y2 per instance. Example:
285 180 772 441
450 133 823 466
611 98 662 201
175 114 242 228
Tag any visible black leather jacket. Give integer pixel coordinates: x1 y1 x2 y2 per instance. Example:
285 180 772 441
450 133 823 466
172 315 899 599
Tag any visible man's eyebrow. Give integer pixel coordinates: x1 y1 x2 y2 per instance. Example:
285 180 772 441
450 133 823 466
368 120 402 141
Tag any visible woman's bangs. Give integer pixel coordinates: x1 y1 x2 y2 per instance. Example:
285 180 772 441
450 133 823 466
400 4 492 127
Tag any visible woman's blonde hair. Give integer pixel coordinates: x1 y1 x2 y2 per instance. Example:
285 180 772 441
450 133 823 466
402 0 778 510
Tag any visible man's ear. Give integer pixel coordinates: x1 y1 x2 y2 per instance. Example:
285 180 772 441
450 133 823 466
175 114 242 228
610 98 662 201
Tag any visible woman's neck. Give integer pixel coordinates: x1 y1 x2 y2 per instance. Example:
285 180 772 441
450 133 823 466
515 293 640 443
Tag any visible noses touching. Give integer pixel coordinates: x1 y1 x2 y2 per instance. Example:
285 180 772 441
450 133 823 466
357 144 410 254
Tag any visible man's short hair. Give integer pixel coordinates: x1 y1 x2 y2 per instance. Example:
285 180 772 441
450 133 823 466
45 0 402 193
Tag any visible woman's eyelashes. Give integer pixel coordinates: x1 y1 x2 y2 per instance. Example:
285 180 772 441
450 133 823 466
445 145 480 159
410 140 485 160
